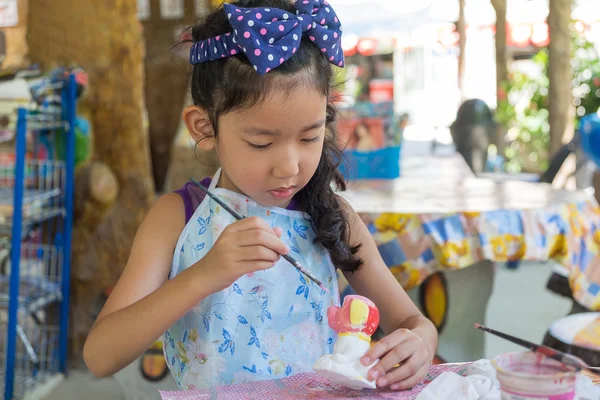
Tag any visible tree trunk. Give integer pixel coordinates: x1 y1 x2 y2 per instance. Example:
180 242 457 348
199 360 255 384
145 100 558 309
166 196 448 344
491 0 508 91
142 0 200 193
548 0 573 154
145 63 188 192
491 0 508 152
28 0 154 356
457 0 467 100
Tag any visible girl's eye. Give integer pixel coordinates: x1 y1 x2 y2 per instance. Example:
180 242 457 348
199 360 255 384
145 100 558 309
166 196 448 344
248 143 271 150
302 136 320 143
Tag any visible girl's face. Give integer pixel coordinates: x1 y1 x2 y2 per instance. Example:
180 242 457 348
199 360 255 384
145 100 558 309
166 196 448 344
214 85 327 207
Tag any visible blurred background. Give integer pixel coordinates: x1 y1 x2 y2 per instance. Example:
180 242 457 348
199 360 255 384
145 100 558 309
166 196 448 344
1 0 600 399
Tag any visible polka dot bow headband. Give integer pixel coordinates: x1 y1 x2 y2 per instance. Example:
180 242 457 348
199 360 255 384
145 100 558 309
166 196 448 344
190 0 344 74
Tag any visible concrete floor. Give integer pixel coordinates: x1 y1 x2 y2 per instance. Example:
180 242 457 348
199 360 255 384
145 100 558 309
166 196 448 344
37 261 572 400
31 371 126 400
484 262 572 357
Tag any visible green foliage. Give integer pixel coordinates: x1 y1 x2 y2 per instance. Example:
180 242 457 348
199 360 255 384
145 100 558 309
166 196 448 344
496 29 600 173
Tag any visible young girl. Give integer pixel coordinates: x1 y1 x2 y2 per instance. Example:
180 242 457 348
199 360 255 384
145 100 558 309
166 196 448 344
84 0 437 391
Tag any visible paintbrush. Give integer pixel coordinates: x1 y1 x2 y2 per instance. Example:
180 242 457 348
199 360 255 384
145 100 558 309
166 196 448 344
189 178 329 293
474 323 600 373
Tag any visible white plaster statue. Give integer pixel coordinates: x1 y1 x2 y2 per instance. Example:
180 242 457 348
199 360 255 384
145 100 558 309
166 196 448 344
313 295 380 390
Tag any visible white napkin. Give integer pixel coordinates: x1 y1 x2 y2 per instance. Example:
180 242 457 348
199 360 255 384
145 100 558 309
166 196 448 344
415 372 500 400
415 359 600 400
466 359 497 380
576 374 600 400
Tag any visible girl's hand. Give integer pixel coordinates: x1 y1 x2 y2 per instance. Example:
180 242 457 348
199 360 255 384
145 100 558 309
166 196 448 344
195 216 290 293
360 329 432 391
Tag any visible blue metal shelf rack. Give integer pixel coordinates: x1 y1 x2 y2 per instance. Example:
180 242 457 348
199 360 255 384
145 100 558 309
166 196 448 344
1 74 76 399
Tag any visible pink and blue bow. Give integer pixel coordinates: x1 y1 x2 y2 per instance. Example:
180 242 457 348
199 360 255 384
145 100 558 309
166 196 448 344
190 0 344 74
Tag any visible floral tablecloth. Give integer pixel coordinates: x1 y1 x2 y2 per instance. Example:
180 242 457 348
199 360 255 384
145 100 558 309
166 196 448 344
339 177 600 311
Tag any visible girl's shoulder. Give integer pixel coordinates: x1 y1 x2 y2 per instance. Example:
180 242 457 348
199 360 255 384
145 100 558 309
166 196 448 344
146 192 187 233
124 192 187 277
174 177 212 224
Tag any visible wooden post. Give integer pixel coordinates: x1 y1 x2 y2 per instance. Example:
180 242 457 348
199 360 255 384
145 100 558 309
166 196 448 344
491 0 508 152
142 0 201 192
457 0 466 101
548 0 573 154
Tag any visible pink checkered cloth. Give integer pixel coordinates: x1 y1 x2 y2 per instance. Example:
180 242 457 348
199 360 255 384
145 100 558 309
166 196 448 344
159 363 469 400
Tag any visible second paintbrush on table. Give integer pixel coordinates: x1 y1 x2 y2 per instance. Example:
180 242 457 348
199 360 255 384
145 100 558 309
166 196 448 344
474 323 600 373
189 178 329 293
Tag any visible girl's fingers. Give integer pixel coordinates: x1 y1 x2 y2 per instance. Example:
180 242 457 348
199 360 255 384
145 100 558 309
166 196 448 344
228 216 273 233
238 245 280 263
368 343 415 381
236 229 290 255
389 363 430 391
241 260 277 273
361 329 409 367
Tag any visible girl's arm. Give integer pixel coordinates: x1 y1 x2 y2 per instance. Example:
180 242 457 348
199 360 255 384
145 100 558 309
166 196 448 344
341 203 437 350
83 194 215 378
84 194 289 378
341 200 438 389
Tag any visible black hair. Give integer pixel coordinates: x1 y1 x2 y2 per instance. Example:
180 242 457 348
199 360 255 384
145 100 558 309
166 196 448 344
185 0 362 273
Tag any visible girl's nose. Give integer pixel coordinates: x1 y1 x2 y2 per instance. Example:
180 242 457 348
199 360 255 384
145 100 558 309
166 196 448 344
272 151 300 179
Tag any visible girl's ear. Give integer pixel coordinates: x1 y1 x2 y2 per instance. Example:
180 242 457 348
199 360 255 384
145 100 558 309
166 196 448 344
182 106 215 150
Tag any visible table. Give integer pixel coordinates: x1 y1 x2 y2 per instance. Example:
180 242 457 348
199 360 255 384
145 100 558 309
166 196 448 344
340 174 600 310
159 363 469 399
400 140 474 179
338 143 600 361
158 362 600 399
